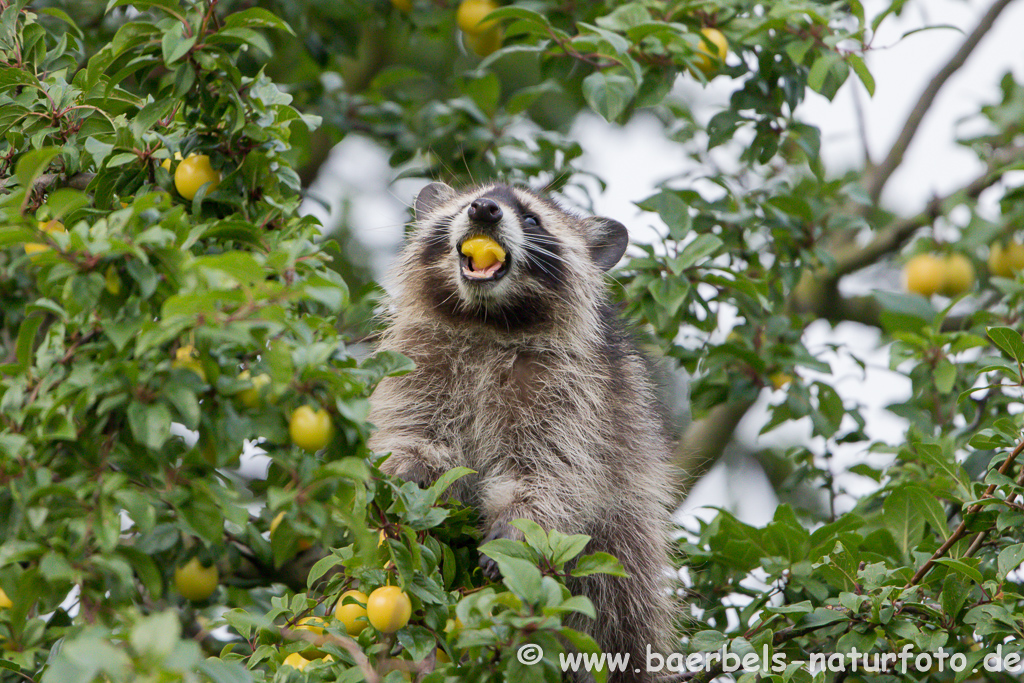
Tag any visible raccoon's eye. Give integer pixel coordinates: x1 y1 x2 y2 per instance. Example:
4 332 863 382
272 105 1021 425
523 214 540 227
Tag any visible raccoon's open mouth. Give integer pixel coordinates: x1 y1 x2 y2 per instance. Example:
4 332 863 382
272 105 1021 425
459 235 509 282
461 253 509 282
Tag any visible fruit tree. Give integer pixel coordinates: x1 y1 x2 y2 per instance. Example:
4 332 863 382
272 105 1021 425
2 1 1024 682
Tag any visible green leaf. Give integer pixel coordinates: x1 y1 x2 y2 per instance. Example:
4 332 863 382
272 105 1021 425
847 53 875 95
130 611 180 658
988 326 1024 363
882 487 925 557
428 467 475 499
674 234 723 270
127 401 172 450
493 556 542 600
223 7 296 35
581 71 636 123
997 543 1024 578
570 552 626 578
934 359 957 394
902 486 950 540
808 53 841 92
162 384 200 429
196 658 254 683
690 630 728 651
0 314 42 377
941 573 969 618
932 558 983 584
15 147 62 191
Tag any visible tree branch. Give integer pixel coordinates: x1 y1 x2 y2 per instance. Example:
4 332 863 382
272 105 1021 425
835 145 1024 277
673 398 757 505
864 0 1016 205
905 435 1024 587
1 172 95 194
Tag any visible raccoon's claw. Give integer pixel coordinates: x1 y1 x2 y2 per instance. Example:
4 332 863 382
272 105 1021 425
479 521 517 581
479 554 502 581
388 460 435 489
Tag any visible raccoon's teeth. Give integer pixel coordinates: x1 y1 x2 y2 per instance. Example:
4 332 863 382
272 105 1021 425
462 255 505 279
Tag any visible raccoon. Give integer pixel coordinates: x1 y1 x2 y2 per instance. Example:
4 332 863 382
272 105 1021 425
368 182 676 682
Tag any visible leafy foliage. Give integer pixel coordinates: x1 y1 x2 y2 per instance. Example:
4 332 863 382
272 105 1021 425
2 0 1024 682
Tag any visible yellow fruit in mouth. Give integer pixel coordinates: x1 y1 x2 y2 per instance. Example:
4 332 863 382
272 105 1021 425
366 585 412 633
0 589 11 609
460 235 506 269
334 589 369 636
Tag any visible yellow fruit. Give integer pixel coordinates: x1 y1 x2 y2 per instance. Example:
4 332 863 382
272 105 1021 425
295 616 327 636
436 647 451 663
692 27 728 75
25 220 66 257
174 557 219 602
236 370 271 408
463 27 503 57
173 345 207 381
903 253 945 297
456 0 499 34
0 589 11 609
939 253 975 296
391 0 412 11
334 590 369 636
160 151 183 171
769 372 793 390
282 652 310 671
289 405 334 452
174 154 221 200
104 264 121 295
270 511 286 536
366 586 412 633
460 235 506 269
989 240 1024 278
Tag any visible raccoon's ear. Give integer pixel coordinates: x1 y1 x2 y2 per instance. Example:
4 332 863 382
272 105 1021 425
415 182 456 220
587 217 629 271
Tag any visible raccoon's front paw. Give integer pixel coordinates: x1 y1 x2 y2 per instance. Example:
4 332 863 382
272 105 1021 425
385 459 436 490
478 521 518 581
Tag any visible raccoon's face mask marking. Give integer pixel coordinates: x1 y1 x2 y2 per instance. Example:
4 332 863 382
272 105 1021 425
409 182 628 330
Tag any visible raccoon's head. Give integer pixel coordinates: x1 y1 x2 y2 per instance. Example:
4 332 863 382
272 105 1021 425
398 182 628 332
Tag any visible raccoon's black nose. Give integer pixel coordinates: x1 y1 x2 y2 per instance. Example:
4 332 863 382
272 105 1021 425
468 198 503 223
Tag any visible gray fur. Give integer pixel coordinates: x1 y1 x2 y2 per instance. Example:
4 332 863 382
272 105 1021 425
369 182 676 682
